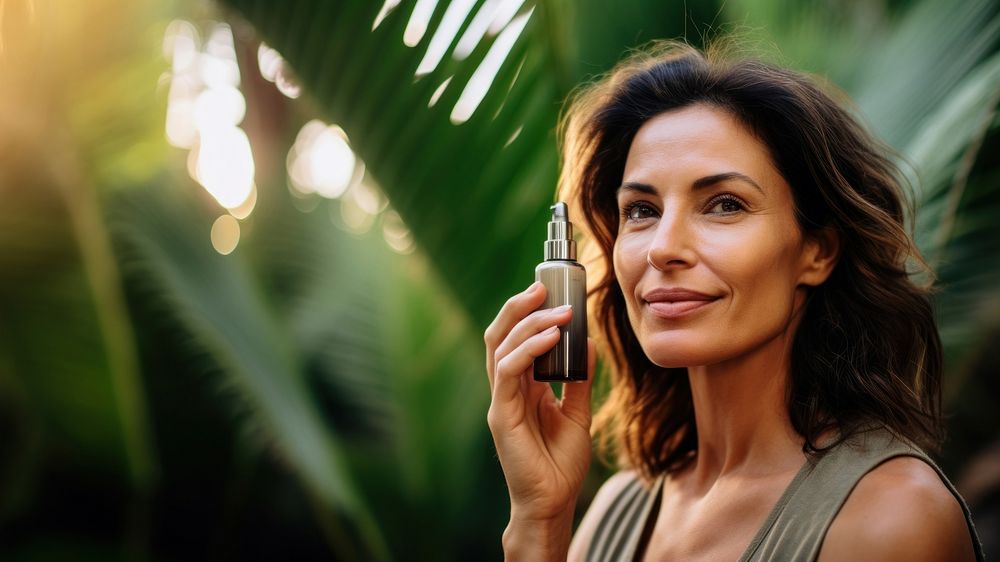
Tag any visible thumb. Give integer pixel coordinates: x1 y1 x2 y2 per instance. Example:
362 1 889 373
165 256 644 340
560 337 596 429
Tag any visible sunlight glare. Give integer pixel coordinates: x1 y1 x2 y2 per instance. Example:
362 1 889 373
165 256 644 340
193 86 246 130
256 42 301 99
450 7 532 124
274 65 302 99
164 21 201 149
288 120 359 199
257 42 282 82
403 0 439 47
504 124 523 147
351 178 389 216
428 76 452 107
163 19 258 224
228 184 258 220
372 0 403 31
382 210 415 254
164 20 200 72
196 127 255 209
487 0 526 35
166 89 198 148
200 23 240 88
415 0 476 76
339 193 376 235
200 53 240 90
453 0 502 60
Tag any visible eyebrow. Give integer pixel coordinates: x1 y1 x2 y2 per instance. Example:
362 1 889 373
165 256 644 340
616 172 765 197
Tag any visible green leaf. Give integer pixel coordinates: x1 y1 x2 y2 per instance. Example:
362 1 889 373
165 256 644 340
901 52 1000 380
108 180 391 559
850 0 999 148
218 0 716 330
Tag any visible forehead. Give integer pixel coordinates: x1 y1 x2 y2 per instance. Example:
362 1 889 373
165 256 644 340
622 104 780 187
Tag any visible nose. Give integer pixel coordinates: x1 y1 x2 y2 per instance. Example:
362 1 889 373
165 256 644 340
646 206 696 271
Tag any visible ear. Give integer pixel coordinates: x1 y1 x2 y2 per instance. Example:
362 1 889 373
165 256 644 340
798 227 840 287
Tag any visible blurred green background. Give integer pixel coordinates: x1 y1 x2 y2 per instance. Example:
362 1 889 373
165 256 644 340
0 0 998 559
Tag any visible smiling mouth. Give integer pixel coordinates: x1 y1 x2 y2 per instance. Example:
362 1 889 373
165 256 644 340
645 299 719 319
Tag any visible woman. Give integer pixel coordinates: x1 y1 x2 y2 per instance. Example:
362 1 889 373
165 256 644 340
484 41 985 561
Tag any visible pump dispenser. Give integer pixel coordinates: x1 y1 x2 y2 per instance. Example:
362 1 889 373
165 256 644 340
534 202 588 382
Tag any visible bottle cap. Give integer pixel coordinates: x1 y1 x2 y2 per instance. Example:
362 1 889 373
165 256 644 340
544 202 576 261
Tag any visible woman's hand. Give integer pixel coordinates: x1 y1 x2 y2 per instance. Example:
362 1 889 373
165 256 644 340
485 281 596 526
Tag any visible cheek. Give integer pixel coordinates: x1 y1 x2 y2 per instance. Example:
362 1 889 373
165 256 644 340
613 234 648 320
705 224 803 321
612 234 648 290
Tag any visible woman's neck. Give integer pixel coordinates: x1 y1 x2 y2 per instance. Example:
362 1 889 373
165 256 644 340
683 324 806 493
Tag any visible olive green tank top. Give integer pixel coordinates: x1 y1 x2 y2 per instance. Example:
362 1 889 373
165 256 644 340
584 427 985 561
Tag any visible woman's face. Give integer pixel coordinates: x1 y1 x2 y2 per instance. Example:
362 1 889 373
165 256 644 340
612 104 832 368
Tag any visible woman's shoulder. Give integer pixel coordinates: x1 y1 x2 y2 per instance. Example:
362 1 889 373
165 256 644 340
819 455 977 561
567 469 649 562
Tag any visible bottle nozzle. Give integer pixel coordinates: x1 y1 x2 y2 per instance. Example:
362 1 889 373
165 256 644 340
544 201 576 261
551 202 568 221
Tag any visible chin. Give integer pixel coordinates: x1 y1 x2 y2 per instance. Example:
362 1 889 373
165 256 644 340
638 331 735 368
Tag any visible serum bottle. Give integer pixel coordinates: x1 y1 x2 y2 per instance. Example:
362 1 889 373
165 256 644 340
534 202 588 382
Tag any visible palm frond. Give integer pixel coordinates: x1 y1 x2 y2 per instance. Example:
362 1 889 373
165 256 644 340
108 180 391 559
905 52 1000 379
220 0 715 329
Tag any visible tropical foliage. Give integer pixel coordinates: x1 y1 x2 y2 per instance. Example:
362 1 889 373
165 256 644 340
0 0 997 559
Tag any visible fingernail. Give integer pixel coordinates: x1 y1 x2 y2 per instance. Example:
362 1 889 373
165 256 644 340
528 281 542 293
546 326 560 335
552 304 572 314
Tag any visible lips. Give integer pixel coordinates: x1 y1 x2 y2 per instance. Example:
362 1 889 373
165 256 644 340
642 287 720 319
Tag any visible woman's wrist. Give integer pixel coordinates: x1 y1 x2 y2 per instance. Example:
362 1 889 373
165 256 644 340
502 509 575 561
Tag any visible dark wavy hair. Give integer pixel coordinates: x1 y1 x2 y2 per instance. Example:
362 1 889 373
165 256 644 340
556 41 943 482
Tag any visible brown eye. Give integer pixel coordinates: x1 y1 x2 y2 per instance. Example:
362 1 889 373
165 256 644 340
707 195 746 214
622 201 657 221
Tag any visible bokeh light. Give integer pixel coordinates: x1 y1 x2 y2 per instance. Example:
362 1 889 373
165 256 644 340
381 210 415 254
287 120 363 199
228 184 258 220
338 191 377 235
164 20 256 214
257 42 302 99
195 126 255 209
210 214 241 255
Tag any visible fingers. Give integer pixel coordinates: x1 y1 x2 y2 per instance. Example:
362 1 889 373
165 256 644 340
485 282 545 351
492 305 573 377
560 338 596 429
493 327 562 408
485 282 547 388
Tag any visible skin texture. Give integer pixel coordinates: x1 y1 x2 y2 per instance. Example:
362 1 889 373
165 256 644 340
489 104 976 561
612 105 832 370
818 456 976 561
